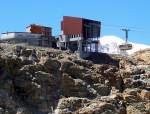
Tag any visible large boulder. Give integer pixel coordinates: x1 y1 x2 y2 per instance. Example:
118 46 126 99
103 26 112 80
0 90 16 110
14 65 59 113
16 107 33 114
0 107 16 114
61 73 96 98
127 105 143 114
93 84 111 96
54 97 89 114
102 66 125 91
20 48 33 57
145 103 150 111
60 60 86 79
123 78 133 88
4 55 22 76
140 89 150 100
20 64 44 74
127 103 150 114
123 89 142 104
40 57 61 73
78 102 126 114
54 95 126 114
73 59 93 68
78 94 126 114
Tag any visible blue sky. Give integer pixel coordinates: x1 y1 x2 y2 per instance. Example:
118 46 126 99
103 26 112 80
0 0 150 44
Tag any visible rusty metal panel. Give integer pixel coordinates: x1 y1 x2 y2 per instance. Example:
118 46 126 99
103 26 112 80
29 24 52 37
62 16 83 35
61 16 101 39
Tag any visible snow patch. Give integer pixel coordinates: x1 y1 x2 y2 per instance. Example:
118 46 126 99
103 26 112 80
99 35 150 55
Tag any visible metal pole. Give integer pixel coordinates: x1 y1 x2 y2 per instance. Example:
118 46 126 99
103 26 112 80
121 29 130 43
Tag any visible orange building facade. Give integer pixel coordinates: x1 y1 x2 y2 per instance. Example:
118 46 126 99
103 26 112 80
26 24 52 37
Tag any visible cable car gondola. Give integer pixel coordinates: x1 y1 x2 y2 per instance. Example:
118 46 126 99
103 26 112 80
119 43 132 51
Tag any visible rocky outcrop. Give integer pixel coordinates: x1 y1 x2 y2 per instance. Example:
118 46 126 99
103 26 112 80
55 96 126 114
0 43 149 114
140 89 150 100
54 97 89 114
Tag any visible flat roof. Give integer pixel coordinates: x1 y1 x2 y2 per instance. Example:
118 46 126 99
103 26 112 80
1 32 43 36
26 24 52 29
2 32 28 34
63 16 101 24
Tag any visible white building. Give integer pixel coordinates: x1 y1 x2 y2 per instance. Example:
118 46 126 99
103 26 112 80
0 32 57 47
1 32 41 40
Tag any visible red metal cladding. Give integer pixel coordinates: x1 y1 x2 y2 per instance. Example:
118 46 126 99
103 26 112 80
61 16 101 38
61 16 83 35
28 24 52 37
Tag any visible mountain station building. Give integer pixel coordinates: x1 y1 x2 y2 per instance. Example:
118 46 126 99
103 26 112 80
58 16 101 57
1 24 56 48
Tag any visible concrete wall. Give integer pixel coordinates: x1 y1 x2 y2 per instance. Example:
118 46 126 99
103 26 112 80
1 32 57 48
1 32 41 40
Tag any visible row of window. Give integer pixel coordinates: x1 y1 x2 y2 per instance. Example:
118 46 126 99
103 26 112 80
66 34 82 38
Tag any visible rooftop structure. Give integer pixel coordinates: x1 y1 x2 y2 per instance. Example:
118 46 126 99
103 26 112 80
26 24 56 47
26 24 52 37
